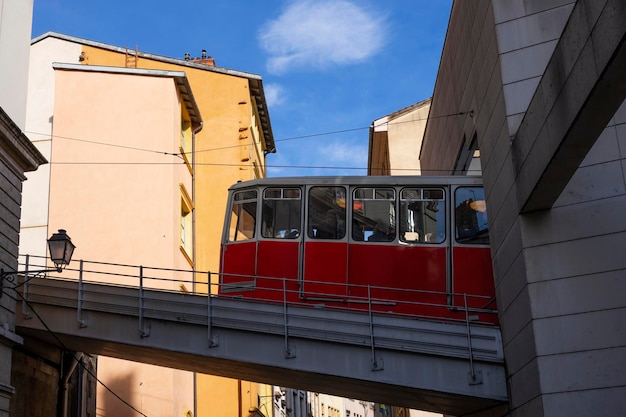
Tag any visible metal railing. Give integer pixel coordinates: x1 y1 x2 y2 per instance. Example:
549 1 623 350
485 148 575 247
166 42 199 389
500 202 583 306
13 254 502 377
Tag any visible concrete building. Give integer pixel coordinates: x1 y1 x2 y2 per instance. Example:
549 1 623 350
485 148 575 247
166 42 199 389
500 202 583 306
0 1 48 415
0 0 33 130
20 33 275 417
420 1 626 415
368 99 431 176
307 394 419 417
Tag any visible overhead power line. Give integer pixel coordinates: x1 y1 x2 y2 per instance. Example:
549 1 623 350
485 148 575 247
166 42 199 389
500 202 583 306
23 108 472 159
45 160 482 174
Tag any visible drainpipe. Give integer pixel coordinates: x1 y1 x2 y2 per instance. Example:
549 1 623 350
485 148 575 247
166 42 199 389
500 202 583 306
77 357 85 417
238 380 243 417
191 121 203 293
191 121 202 417
62 353 83 417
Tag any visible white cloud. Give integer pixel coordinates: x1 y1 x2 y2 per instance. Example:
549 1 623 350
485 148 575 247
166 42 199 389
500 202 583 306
259 0 387 74
263 83 286 107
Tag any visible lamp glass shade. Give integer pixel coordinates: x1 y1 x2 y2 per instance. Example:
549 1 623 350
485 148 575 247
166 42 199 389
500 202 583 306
47 229 76 268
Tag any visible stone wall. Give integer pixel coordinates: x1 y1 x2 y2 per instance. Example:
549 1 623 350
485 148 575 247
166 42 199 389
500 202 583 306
0 107 46 415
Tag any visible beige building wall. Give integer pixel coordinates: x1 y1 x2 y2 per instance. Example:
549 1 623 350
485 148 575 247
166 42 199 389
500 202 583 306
368 99 430 176
77 38 271 417
49 66 194 275
21 37 84 260
76 40 272 290
73 39 274 417
47 64 198 417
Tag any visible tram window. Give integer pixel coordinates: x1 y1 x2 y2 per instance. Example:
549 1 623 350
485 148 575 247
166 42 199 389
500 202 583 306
352 188 396 242
228 190 257 242
262 187 302 239
308 187 346 239
399 188 445 243
455 187 489 244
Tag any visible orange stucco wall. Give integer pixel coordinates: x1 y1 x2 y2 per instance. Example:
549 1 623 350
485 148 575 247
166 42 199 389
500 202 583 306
76 44 270 417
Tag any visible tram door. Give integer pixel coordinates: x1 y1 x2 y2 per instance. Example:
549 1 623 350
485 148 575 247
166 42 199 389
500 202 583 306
451 186 495 311
220 189 258 291
302 186 349 300
256 187 302 301
348 187 449 314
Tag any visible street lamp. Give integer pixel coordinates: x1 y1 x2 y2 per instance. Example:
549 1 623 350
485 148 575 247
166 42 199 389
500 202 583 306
0 229 76 295
46 229 76 272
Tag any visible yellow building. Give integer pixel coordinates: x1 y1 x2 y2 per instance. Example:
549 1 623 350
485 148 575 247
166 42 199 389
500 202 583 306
22 32 276 417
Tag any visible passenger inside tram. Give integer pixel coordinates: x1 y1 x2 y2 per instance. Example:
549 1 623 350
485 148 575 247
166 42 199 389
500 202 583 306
368 223 390 242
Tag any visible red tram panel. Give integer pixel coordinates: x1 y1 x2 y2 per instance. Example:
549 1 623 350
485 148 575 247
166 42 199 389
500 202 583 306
302 241 349 300
452 246 495 309
219 176 498 325
220 240 256 288
347 244 447 316
256 240 300 301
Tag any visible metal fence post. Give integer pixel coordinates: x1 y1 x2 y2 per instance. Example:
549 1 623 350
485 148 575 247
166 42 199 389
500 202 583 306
20 255 32 319
208 271 218 347
77 259 86 327
283 278 295 358
464 293 482 385
139 265 149 337
369 285 382 371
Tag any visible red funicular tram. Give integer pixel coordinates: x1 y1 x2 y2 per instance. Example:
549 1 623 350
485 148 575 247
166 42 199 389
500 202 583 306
219 176 497 324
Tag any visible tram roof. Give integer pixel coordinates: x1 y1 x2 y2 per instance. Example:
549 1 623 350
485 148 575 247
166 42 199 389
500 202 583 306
228 175 483 190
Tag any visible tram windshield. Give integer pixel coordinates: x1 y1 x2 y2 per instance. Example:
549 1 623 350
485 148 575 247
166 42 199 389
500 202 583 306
228 190 257 242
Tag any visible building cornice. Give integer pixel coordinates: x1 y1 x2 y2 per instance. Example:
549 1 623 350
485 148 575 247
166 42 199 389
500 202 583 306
34 32 274 152
0 108 47 180
52 63 202 129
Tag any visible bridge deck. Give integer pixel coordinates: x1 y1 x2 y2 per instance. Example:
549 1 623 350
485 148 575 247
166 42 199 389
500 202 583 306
14 273 507 415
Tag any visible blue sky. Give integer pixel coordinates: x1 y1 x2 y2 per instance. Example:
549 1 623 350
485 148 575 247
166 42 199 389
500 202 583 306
32 0 452 177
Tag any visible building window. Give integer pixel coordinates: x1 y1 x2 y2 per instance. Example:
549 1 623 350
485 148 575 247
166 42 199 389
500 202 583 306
181 119 191 154
455 133 481 175
180 102 193 169
180 184 193 260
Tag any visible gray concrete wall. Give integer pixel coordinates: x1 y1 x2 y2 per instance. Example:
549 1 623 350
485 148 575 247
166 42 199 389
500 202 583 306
0 0 33 130
422 0 626 416
507 104 626 416
421 0 503 175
